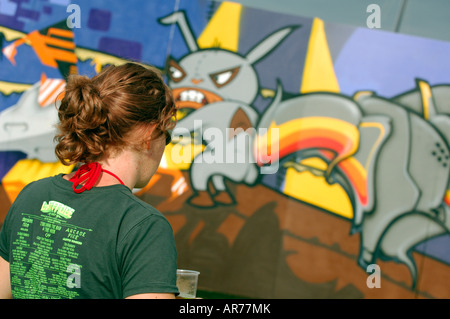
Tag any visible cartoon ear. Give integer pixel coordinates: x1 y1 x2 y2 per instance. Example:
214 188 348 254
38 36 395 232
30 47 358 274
246 26 298 64
229 108 253 140
159 11 199 52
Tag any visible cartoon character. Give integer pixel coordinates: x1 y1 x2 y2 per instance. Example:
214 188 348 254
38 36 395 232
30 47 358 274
351 83 450 287
160 11 296 205
255 80 450 288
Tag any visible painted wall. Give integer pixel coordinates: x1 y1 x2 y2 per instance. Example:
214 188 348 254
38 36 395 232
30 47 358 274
0 0 449 298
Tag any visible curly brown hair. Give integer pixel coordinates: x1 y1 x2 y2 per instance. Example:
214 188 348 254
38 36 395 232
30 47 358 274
54 62 176 165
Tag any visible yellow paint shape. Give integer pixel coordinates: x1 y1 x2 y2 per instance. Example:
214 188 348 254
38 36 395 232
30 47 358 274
300 157 328 170
301 18 339 93
0 26 25 41
359 121 386 172
0 81 32 95
197 2 242 51
75 47 130 70
283 158 353 219
2 159 74 203
418 80 432 120
353 90 373 101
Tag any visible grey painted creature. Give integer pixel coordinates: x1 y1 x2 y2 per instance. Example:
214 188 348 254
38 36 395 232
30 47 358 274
161 11 297 206
257 81 450 288
352 85 450 288
165 10 450 287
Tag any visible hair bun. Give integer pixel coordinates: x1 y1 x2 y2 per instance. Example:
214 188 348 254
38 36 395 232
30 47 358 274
63 74 107 130
72 75 101 98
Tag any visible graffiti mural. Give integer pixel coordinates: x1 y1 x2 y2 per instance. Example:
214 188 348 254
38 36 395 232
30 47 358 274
1 0 449 298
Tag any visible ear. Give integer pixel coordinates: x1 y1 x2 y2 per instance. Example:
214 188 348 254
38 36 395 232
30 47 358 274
142 124 158 150
246 26 298 64
159 11 199 52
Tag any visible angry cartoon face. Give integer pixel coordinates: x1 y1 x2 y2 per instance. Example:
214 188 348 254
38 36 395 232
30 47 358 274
167 49 259 111
160 11 296 117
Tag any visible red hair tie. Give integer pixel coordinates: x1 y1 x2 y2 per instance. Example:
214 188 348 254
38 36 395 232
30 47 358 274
69 162 124 193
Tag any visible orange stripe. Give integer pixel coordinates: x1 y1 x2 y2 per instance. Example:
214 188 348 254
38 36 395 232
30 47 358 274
337 158 368 206
44 35 76 50
320 152 368 206
39 79 51 92
26 31 77 67
283 128 355 153
256 127 357 165
254 117 368 205
40 80 65 106
47 28 74 39
42 84 65 106
39 80 61 104
257 128 368 206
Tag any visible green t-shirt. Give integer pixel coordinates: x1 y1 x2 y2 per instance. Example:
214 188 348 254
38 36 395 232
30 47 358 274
0 174 179 299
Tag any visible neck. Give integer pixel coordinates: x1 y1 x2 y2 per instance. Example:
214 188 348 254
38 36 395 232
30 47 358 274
98 151 138 190
64 151 139 191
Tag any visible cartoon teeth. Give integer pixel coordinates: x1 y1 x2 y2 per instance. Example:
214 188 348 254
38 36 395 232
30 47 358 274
172 87 224 110
178 89 206 104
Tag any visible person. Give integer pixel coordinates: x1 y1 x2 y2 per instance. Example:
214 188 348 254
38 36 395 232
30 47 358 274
0 62 179 299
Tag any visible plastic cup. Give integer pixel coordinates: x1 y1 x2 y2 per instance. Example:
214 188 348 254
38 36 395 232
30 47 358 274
176 269 200 299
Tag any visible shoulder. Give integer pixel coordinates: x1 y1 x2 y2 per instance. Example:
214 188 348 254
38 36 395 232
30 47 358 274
117 188 166 219
12 174 61 204
24 174 64 190
114 189 173 238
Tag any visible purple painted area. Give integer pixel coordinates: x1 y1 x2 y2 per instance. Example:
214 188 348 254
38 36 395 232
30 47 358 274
43 6 53 14
98 37 142 60
0 152 27 180
10 0 30 4
415 234 450 265
0 13 25 30
17 7 40 20
0 0 40 29
334 28 450 98
87 8 111 31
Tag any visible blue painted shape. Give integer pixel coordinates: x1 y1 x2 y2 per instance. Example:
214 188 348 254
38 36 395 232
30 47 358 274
334 27 450 97
87 8 111 31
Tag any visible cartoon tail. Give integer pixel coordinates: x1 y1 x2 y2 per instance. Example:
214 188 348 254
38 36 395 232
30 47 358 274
256 79 283 132
253 80 283 168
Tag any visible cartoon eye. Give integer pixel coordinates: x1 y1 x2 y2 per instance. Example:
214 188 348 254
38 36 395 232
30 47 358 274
209 66 240 88
168 59 186 82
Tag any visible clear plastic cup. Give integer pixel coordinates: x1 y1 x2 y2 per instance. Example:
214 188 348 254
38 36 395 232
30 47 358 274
176 269 200 299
